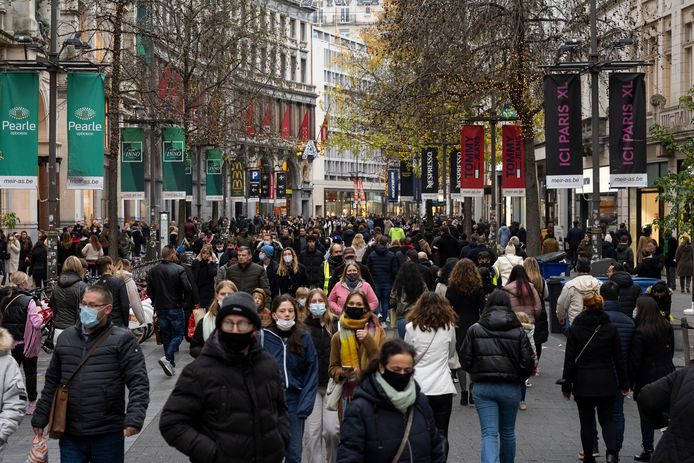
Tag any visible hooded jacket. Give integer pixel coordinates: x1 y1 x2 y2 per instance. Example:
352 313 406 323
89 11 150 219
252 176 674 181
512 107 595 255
49 271 88 330
603 299 635 364
615 243 635 272
609 271 642 317
337 373 445 463
366 245 399 285
299 247 325 288
556 274 602 323
460 305 535 384
0 328 26 446
160 332 289 463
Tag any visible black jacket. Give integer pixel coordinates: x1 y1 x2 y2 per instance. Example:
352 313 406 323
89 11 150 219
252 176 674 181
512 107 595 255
191 259 218 308
561 310 628 397
50 272 88 330
629 326 675 395
94 274 130 327
610 271 642 317
147 260 194 310
299 248 325 288
603 300 635 365
275 264 309 297
366 245 399 285
445 286 484 350
29 243 47 274
31 323 149 435
634 255 664 279
304 316 337 388
1 289 32 342
337 373 445 463
637 366 694 463
434 235 459 265
160 332 289 463
460 305 534 384
615 243 635 272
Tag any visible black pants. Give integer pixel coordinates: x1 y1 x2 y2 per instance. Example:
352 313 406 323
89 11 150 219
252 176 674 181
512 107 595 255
575 396 616 462
535 342 543 361
427 393 453 458
11 344 37 402
680 276 691 291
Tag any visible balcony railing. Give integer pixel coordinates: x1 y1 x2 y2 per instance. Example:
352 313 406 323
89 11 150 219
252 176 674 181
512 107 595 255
647 106 694 132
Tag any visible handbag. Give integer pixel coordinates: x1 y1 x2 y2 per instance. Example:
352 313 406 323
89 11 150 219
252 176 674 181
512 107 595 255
575 325 601 364
325 378 344 412
48 326 114 439
391 406 414 463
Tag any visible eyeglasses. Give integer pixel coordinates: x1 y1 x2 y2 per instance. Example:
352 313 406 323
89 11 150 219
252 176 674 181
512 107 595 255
222 320 252 331
81 303 108 310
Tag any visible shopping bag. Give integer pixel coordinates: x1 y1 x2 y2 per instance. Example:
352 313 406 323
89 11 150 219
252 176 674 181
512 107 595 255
26 435 48 463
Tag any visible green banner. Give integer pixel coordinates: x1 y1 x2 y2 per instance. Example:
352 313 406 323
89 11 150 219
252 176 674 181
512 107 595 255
66 73 106 189
185 150 193 202
0 72 39 188
206 149 223 201
162 127 186 199
230 161 245 197
120 128 145 199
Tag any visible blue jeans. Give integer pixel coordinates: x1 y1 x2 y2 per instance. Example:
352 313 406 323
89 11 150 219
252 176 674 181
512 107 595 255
286 389 306 463
397 318 407 339
375 283 392 320
473 382 521 463
60 432 124 463
156 308 184 366
590 394 624 451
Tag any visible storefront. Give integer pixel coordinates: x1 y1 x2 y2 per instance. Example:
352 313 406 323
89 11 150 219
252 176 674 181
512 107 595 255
324 189 385 216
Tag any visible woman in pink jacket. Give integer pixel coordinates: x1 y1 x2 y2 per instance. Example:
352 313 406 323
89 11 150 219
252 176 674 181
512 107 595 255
503 265 542 323
328 263 379 315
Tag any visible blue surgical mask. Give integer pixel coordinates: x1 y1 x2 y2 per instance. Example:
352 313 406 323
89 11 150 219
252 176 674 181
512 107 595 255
259 252 266 261
309 303 326 317
80 305 103 329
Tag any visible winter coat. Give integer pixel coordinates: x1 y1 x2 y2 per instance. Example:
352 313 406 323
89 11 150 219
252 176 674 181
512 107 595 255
460 304 535 384
577 240 593 260
224 262 271 296
304 316 337 388
610 271 642 317
328 280 379 315
603 300 635 365
262 326 318 419
637 366 694 463
615 243 635 272
602 241 616 260
192 259 218 308
0 289 42 358
492 254 523 286
533 281 550 344
6 240 19 274
299 248 325 288
445 286 485 350
629 327 675 396
404 324 457 396
275 264 309 297
366 245 399 285
567 227 583 249
160 332 289 463
31 322 150 436
675 243 693 277
434 234 460 265
503 282 542 323
94 274 130 327
328 263 375 294
0 328 26 447
147 260 194 310
337 373 446 463
561 310 628 398
634 254 664 279
556 274 602 323
665 237 678 267
49 271 88 330
646 282 672 317
29 243 47 275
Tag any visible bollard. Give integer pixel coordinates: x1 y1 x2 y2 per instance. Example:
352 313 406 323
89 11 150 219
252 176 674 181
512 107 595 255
682 317 691 367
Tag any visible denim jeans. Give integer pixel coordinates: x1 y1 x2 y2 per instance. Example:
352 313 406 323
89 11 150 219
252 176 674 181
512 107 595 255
397 318 407 339
156 308 184 367
374 283 392 320
286 389 306 463
60 432 124 463
473 382 521 463
590 394 624 451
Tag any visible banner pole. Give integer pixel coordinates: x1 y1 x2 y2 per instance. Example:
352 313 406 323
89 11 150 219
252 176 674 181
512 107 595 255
589 0 602 257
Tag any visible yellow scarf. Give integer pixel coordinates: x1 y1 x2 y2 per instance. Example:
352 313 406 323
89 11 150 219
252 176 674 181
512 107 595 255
338 312 381 372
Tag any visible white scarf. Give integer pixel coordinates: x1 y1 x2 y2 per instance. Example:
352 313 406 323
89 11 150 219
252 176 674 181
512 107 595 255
202 312 216 341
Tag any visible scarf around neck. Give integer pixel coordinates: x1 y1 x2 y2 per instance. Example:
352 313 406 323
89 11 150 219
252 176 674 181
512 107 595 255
375 372 416 414
338 312 380 372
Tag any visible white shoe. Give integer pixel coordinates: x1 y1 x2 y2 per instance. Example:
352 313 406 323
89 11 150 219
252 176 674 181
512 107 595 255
159 356 174 376
525 379 533 388
519 401 527 411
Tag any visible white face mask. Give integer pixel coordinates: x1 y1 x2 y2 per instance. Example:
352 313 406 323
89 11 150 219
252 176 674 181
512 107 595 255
309 303 326 317
259 252 266 261
632 309 638 319
297 298 306 307
276 319 296 331
283 255 293 264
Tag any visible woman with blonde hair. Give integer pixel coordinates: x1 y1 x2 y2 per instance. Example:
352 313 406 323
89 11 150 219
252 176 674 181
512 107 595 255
80 234 103 276
351 234 367 263
114 258 146 325
523 257 549 362
327 263 378 315
189 280 237 357
276 247 308 298
49 255 88 342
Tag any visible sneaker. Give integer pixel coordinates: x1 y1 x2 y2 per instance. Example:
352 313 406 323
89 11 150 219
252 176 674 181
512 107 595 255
519 401 527 411
460 391 468 406
634 450 652 462
525 379 533 388
159 356 174 376
578 448 600 460
26 401 37 415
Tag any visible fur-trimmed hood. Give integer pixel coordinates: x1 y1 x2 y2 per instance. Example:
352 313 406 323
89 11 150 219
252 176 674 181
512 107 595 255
0 327 14 355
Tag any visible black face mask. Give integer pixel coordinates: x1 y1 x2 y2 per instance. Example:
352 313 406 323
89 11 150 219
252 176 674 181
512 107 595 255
344 306 365 320
381 368 413 392
330 255 344 266
218 331 254 353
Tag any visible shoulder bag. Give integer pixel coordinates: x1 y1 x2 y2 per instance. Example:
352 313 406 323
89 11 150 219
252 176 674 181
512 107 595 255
575 325 601 364
325 377 343 412
391 406 415 463
48 326 114 439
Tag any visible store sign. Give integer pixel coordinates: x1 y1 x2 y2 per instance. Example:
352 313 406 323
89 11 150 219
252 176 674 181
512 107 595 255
248 169 261 197
205 148 223 201
120 128 145 199
609 73 647 187
400 160 414 200
161 127 186 199
460 125 484 196
388 169 399 202
501 125 525 196
230 161 245 197
0 72 38 188
420 148 439 197
449 148 461 196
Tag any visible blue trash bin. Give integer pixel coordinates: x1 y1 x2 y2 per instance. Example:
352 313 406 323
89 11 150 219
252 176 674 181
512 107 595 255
539 261 572 280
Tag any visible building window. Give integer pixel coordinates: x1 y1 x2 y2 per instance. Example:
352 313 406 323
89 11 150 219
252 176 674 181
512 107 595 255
280 53 287 79
291 55 297 81
300 22 306 42
270 12 276 31
290 18 296 38
340 7 350 23
301 58 307 83
339 28 349 37
279 15 286 35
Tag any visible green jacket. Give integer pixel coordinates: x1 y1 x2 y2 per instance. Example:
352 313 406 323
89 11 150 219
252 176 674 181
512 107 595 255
225 262 270 296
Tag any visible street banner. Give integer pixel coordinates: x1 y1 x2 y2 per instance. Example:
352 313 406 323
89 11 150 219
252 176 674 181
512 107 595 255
185 150 193 202
400 160 414 200
230 161 245 197
260 172 271 199
421 148 439 197
0 72 38 188
249 169 260 197
502 125 526 196
205 148 223 201
245 102 255 137
161 127 186 199
609 73 647 187
300 111 310 141
281 108 290 140
120 128 145 199
449 148 462 196
276 172 287 199
387 169 399 202
353 177 359 203
460 125 485 196
358 178 366 202
544 74 583 188
262 103 272 132
66 73 105 189
320 113 329 142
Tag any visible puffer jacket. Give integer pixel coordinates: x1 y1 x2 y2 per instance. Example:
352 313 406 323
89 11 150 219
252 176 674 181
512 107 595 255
160 332 289 463
503 282 542 323
610 271 642 317
224 262 270 295
603 300 635 364
304 316 337 388
637 366 694 463
49 271 88 330
556 274 602 323
31 322 149 435
299 248 325 288
262 326 318 419
0 328 26 447
337 373 445 463
615 243 635 272
629 326 675 396
147 260 194 310
366 245 399 285
460 305 535 384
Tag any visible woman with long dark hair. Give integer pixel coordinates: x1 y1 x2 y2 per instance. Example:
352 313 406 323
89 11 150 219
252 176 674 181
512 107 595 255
629 296 675 462
434 258 458 297
276 247 309 297
263 294 319 463
504 265 541 323
390 261 427 337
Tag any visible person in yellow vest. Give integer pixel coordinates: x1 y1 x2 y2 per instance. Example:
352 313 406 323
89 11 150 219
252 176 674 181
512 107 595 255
323 243 344 295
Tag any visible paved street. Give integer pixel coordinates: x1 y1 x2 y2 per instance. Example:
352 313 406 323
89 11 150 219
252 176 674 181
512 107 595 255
4 289 691 462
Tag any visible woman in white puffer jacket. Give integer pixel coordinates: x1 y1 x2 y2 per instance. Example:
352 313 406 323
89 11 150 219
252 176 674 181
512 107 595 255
493 245 524 286
0 327 26 461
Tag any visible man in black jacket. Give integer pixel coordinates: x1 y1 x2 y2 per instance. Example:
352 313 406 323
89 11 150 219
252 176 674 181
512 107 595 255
326 247 375 294
32 284 149 462
567 221 584 269
366 236 399 320
94 256 130 327
147 246 194 376
299 235 325 289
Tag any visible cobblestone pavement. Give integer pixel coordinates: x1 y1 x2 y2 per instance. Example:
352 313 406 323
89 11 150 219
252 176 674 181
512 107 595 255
6 288 691 462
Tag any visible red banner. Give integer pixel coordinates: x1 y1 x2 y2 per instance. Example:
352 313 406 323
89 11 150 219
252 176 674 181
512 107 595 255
320 113 329 142
502 125 526 196
358 178 366 202
262 103 272 131
300 111 310 141
353 177 359 203
460 125 485 196
281 108 290 140
245 101 255 137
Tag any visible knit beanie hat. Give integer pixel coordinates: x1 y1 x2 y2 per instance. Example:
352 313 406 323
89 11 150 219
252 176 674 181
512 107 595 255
261 245 274 258
216 292 261 330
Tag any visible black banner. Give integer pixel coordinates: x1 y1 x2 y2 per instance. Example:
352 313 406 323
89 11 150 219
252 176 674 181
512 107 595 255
449 148 461 195
609 73 647 187
544 74 583 188
260 172 271 199
421 148 439 195
400 160 414 199
388 169 399 202
276 172 287 199
248 169 260 198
